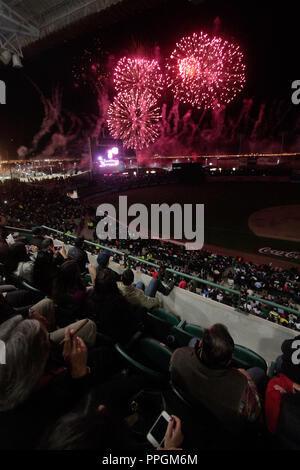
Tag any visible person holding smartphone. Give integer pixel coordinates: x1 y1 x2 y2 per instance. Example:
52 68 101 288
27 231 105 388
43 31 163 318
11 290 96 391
148 413 184 450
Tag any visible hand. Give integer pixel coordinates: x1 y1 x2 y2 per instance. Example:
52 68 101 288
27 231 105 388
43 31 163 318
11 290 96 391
274 384 287 394
62 328 88 378
163 415 184 450
88 263 97 286
293 382 300 393
60 244 67 259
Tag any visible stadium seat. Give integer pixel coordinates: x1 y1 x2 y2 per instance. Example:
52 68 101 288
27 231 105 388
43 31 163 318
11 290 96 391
134 337 172 375
183 323 205 339
114 341 167 382
150 308 180 326
233 344 267 372
145 311 176 344
267 361 277 378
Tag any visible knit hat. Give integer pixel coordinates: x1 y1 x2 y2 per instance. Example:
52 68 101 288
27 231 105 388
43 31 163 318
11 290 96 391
97 251 110 268
32 226 43 235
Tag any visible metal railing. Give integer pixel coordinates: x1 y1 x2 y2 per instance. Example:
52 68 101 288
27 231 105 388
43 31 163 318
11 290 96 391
4 224 300 321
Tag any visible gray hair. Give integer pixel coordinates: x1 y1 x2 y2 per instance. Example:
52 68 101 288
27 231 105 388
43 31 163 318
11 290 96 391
0 315 49 412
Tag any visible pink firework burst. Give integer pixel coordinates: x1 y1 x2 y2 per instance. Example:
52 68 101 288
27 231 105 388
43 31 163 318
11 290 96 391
167 32 246 109
107 89 161 150
114 57 163 99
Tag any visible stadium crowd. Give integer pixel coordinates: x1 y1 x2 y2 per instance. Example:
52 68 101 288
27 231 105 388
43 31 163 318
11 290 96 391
1 178 299 330
0 225 299 450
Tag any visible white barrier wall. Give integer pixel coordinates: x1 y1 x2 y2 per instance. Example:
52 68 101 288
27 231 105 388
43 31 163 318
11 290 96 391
63 243 298 365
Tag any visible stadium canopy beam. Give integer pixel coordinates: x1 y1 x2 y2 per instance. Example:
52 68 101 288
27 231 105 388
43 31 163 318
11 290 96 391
0 0 39 56
0 0 124 60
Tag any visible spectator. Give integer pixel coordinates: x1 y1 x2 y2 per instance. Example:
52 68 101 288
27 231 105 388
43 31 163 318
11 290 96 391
117 268 160 310
33 238 67 294
170 324 264 430
85 268 142 344
0 316 115 450
39 389 184 451
31 227 45 249
178 279 187 289
265 372 300 435
97 250 120 282
52 260 87 327
68 237 89 272
274 334 300 384
6 242 34 283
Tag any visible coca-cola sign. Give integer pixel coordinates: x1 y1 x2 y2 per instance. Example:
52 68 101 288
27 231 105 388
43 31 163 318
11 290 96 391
258 247 300 260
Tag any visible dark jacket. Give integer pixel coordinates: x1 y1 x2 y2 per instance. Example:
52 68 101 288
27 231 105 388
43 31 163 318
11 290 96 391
170 346 260 429
276 392 300 450
85 289 141 344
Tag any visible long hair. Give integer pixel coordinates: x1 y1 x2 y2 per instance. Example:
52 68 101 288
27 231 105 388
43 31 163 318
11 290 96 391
38 391 135 450
6 242 29 273
0 316 50 412
52 260 85 303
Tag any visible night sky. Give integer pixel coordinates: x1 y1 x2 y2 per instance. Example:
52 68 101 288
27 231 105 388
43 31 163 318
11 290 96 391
0 0 299 157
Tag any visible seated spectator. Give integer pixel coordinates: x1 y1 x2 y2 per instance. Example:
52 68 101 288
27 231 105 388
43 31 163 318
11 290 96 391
276 392 300 449
275 334 300 384
33 238 67 294
39 389 184 451
178 279 187 289
31 227 45 249
68 236 89 272
85 268 142 344
0 316 115 450
6 242 34 283
96 250 120 282
170 324 264 430
117 268 160 310
265 371 300 436
52 260 87 327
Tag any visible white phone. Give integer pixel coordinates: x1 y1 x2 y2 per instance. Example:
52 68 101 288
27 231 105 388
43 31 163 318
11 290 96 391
147 411 172 448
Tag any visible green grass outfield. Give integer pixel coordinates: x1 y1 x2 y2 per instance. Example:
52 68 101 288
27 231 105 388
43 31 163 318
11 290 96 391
90 181 300 266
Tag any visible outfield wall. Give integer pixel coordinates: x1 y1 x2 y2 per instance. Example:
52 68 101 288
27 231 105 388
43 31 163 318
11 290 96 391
131 271 298 365
63 244 298 365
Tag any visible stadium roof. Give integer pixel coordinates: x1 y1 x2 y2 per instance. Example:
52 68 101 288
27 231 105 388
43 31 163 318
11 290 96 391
0 0 126 63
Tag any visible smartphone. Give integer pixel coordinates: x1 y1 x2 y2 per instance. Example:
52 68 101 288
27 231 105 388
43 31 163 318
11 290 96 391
54 246 61 251
147 411 171 448
85 263 89 269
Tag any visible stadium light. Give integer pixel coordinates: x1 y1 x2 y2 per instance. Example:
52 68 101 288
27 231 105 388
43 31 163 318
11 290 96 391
12 54 23 68
0 50 11 65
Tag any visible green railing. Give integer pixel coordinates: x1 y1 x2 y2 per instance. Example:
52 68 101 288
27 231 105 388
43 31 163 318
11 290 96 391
4 224 300 320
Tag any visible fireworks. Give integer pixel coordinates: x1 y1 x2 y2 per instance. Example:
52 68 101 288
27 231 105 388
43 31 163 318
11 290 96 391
166 32 246 109
107 89 161 150
114 57 163 99
72 40 107 89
